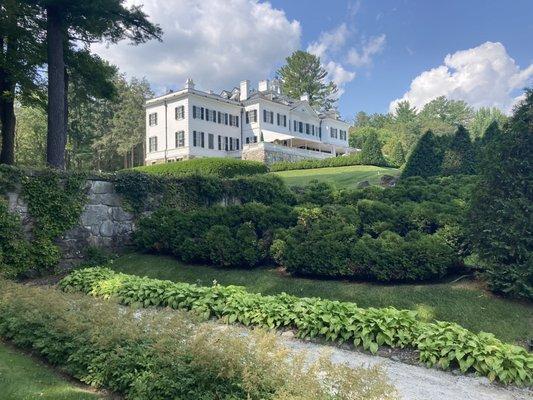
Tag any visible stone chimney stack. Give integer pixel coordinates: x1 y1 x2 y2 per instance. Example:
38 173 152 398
258 79 270 92
185 78 195 90
240 80 250 101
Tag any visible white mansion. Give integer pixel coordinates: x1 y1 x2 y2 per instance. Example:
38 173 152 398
145 78 354 165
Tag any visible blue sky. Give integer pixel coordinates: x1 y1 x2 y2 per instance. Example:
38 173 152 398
270 0 533 116
94 0 533 120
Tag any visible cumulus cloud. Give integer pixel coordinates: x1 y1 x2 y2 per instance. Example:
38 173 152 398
347 34 386 67
389 42 533 113
92 0 301 94
307 24 356 97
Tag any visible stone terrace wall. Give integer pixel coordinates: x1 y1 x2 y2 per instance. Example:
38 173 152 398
242 142 333 165
6 178 135 266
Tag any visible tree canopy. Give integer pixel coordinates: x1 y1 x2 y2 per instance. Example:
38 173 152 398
277 50 337 111
467 89 533 299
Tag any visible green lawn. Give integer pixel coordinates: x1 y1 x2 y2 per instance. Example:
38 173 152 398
271 165 400 189
111 253 532 345
0 342 105 400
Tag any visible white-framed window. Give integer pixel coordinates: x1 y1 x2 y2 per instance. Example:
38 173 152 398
283 115 287 127
148 136 157 152
200 131 205 148
246 110 257 123
298 121 303 133
263 110 274 124
175 106 185 120
175 131 185 148
148 112 157 126
330 128 338 139
339 129 347 140
305 123 310 134
208 133 214 149
193 131 197 146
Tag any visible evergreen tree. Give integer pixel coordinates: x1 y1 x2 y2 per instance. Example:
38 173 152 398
469 107 507 140
277 50 337 111
467 89 533 299
390 141 406 167
441 125 476 175
31 0 162 169
359 132 387 166
401 130 443 178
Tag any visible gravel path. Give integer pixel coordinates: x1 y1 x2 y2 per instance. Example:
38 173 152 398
279 336 532 400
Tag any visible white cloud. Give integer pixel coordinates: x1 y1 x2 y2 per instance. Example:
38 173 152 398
92 0 301 94
347 34 386 67
307 24 356 97
307 23 350 60
389 41 533 113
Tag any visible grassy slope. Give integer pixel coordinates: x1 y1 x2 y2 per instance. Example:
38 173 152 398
0 342 104 400
271 165 400 189
111 253 532 345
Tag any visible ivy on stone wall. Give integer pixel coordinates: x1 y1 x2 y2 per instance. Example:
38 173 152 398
0 167 88 278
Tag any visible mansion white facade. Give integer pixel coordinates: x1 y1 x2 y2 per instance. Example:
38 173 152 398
144 78 353 165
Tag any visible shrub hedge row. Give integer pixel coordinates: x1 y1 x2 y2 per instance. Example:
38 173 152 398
270 153 369 171
134 203 297 268
115 171 295 214
0 279 395 400
134 157 268 178
60 267 533 386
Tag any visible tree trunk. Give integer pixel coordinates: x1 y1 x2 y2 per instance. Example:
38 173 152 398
0 82 16 165
46 5 67 169
0 35 16 165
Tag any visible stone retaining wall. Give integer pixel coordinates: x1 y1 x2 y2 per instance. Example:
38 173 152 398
242 142 333 165
6 178 134 266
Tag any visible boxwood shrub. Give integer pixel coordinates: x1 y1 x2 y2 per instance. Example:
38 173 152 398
135 202 298 268
59 267 533 386
134 157 268 178
0 279 395 400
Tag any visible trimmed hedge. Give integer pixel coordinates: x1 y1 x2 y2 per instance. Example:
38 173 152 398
60 268 533 386
134 157 268 178
115 171 295 214
270 152 367 171
134 203 297 268
0 279 395 400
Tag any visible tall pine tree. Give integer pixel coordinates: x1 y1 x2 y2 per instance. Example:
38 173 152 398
277 50 337 111
401 130 443 178
390 141 406 167
441 125 476 175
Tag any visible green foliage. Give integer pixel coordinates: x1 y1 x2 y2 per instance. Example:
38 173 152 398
22 170 86 238
270 152 364 172
115 171 294 214
276 176 475 282
0 279 395 400
401 131 444 178
389 141 406 167
0 167 87 277
441 125 476 176
469 107 508 140
59 267 533 385
0 199 32 278
467 89 533 299
359 132 387 166
135 157 267 178
135 203 297 268
277 50 338 110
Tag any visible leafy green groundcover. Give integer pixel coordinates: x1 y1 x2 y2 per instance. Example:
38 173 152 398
0 279 395 400
134 157 268 178
60 267 533 386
